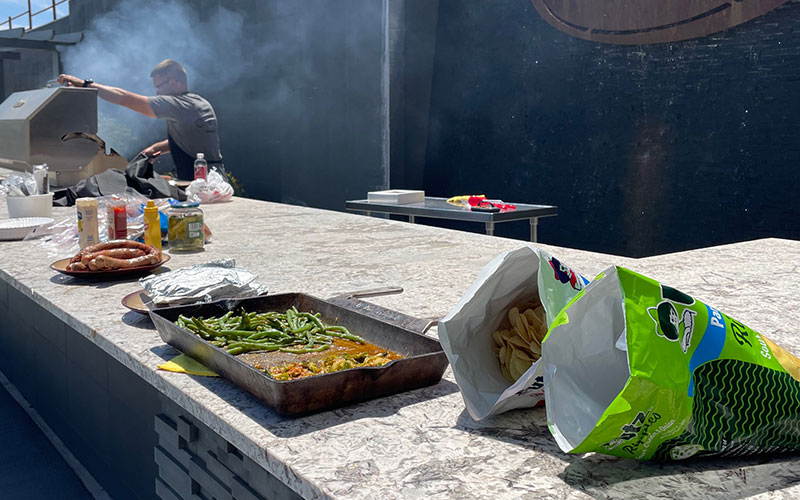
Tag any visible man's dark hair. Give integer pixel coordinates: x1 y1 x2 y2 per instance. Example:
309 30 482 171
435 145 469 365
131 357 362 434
151 59 188 87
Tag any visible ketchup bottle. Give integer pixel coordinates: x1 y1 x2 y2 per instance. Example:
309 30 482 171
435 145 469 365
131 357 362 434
113 202 127 240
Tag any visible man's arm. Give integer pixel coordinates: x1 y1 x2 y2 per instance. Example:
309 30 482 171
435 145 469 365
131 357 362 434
143 140 170 158
57 74 156 118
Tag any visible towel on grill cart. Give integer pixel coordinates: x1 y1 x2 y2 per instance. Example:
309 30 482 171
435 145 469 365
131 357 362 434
53 154 185 206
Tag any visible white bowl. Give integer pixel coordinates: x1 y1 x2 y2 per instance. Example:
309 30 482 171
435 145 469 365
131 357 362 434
6 193 53 218
0 217 54 241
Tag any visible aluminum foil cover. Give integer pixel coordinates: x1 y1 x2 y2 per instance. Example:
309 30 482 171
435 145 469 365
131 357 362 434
140 259 268 305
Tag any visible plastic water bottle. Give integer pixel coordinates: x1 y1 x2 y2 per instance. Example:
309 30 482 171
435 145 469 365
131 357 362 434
193 153 208 181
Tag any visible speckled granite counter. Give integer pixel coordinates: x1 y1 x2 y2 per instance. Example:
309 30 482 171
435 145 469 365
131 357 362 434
1 180 799 499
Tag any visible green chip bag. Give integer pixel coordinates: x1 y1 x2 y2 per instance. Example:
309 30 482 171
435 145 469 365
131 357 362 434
543 266 800 461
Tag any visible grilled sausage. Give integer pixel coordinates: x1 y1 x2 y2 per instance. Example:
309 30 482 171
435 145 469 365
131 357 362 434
66 261 88 271
72 239 156 260
89 253 159 271
69 240 161 271
80 248 146 266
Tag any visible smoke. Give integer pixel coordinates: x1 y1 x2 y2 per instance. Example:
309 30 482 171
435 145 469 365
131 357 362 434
58 0 388 207
59 0 247 159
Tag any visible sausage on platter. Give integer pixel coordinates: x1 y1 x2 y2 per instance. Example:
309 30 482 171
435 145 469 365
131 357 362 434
66 240 162 271
89 253 159 271
80 248 146 266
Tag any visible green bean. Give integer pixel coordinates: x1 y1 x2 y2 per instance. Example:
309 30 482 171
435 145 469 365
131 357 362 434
226 342 283 352
299 312 327 332
176 307 365 354
286 308 298 331
279 344 331 354
239 310 251 330
246 329 288 341
291 322 314 335
191 318 219 339
323 327 365 344
214 329 265 338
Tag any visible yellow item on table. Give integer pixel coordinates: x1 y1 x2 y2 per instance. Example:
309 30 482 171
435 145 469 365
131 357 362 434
157 354 218 377
446 195 485 207
143 200 162 250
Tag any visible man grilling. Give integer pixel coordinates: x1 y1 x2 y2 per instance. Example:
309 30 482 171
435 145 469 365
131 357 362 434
57 59 223 180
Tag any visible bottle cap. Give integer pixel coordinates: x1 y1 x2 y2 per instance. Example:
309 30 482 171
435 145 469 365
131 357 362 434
196 153 205 159
145 200 158 212
173 201 200 209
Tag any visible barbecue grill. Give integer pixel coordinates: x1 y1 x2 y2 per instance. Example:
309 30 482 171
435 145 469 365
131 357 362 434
0 85 126 187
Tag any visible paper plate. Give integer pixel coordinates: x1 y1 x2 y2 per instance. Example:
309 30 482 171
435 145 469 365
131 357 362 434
0 217 54 241
121 290 154 314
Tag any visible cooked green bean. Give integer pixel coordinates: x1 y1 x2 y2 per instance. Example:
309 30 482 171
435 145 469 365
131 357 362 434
279 344 331 354
174 307 364 354
246 329 289 341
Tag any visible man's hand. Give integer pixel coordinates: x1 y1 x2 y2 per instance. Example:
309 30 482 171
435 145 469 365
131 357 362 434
142 140 169 161
142 146 161 159
57 74 84 87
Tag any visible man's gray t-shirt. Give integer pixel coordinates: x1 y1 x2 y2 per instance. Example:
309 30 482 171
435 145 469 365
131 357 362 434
148 93 222 161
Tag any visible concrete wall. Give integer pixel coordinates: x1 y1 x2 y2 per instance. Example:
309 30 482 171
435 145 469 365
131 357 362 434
421 0 800 257
388 0 439 191
2 49 59 98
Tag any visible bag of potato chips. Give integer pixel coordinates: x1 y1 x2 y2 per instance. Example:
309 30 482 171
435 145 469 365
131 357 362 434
438 246 589 420
543 266 800 461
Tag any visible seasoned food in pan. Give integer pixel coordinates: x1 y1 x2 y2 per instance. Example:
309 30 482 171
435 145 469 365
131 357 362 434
175 307 403 379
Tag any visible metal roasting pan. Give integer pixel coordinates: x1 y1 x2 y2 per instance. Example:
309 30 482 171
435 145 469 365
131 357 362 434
149 290 447 416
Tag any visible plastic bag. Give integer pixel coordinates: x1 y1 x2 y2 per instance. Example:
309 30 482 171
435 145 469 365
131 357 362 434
27 215 80 257
185 168 233 204
438 246 589 420
543 266 800 461
1 172 37 197
29 192 174 257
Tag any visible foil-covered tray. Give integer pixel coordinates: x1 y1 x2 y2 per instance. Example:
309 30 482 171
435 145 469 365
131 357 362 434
139 259 268 306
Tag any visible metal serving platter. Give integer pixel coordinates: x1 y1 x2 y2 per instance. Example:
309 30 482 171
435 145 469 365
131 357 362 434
149 292 447 416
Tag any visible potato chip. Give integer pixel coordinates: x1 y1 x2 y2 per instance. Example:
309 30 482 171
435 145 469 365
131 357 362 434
492 295 548 383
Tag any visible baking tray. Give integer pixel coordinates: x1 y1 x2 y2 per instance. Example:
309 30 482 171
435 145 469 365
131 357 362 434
149 292 447 416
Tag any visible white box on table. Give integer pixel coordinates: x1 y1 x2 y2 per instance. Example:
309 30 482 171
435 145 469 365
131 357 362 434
367 190 425 204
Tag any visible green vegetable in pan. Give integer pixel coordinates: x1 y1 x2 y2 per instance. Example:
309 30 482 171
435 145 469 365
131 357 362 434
175 307 365 355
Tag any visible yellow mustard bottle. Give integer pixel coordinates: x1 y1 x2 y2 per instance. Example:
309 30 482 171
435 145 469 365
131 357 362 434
143 200 162 250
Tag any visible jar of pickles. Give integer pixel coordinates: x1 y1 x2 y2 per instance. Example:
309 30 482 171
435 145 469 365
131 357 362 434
167 202 204 252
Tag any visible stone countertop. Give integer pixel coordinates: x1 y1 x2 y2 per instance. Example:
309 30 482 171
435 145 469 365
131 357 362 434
1 186 799 499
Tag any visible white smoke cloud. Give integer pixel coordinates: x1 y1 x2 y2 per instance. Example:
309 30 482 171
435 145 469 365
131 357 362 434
59 0 247 158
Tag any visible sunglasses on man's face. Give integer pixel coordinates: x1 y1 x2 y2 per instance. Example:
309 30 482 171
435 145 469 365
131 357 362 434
154 79 173 90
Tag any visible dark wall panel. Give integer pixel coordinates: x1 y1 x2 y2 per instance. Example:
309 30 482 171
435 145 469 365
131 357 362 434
424 0 800 256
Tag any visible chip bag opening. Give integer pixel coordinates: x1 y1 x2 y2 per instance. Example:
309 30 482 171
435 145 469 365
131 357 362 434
543 266 800 461
439 246 589 420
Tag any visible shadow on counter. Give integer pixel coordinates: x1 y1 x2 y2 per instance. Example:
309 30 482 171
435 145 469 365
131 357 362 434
122 310 156 330
149 344 460 437
454 408 800 499
48 265 173 289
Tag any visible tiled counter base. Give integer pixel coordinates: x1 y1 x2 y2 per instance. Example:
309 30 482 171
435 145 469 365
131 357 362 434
0 281 158 499
0 278 299 500
155 397 300 500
